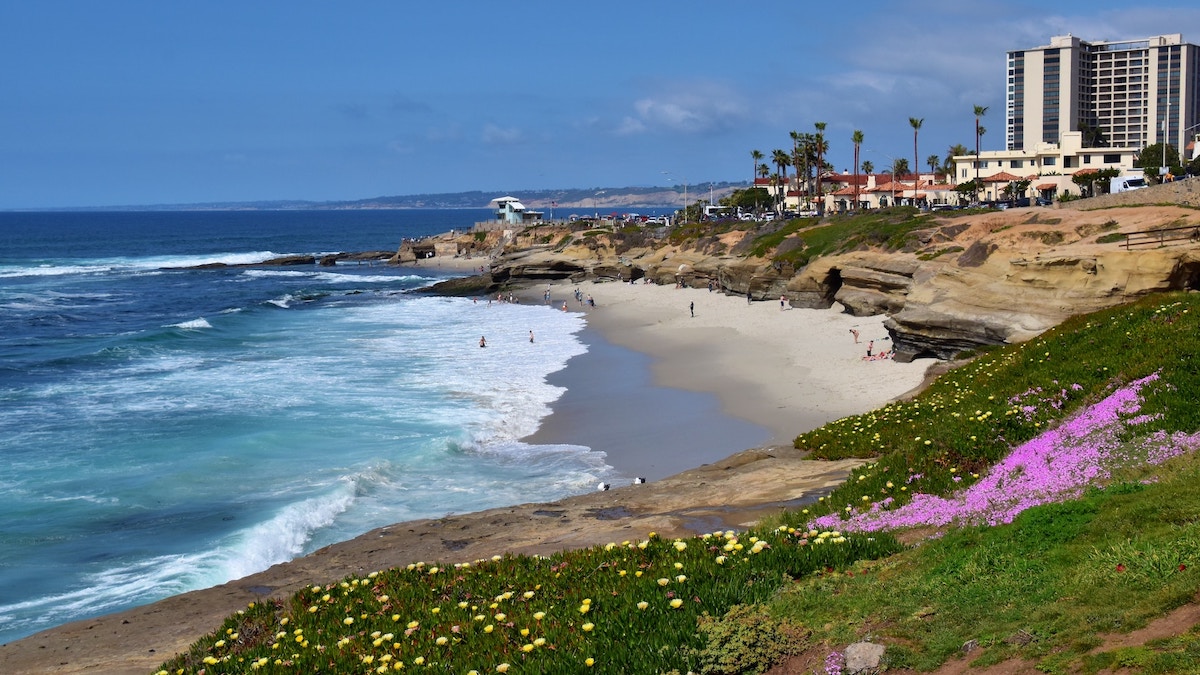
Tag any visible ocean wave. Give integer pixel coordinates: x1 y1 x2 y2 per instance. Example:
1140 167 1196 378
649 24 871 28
213 481 358 582
169 317 212 330
267 294 295 308
0 264 113 279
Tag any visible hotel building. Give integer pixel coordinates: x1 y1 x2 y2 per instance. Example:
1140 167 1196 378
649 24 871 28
1006 33 1200 155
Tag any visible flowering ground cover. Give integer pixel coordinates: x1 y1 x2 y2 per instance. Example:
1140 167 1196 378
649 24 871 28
159 293 1200 674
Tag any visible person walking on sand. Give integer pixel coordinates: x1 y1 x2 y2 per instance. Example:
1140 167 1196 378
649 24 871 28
479 336 487 348
850 328 859 344
689 301 694 318
866 340 873 357
529 330 535 343
746 289 752 304
780 295 786 310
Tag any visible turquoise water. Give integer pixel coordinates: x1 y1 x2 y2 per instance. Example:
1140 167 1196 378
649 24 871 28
0 210 618 643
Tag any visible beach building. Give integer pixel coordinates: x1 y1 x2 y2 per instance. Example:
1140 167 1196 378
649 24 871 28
474 196 544 233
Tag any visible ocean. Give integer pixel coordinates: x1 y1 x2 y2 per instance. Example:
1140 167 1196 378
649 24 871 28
0 209 647 644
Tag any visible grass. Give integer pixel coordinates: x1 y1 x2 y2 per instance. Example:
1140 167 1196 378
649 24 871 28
156 293 1200 674
747 207 936 266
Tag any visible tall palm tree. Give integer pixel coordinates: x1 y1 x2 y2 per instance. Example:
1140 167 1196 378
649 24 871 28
910 117 924 203
974 105 988 192
927 154 941 177
861 160 874 175
750 150 763 184
772 149 790 209
813 122 827 212
789 131 804 193
852 130 864 211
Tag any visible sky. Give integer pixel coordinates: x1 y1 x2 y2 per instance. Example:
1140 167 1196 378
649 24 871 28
4 1 1200 209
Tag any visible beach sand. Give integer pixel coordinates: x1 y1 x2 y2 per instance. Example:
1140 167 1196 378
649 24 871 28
0 279 935 675
534 279 932 446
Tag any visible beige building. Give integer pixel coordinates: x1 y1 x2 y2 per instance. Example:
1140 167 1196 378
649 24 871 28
952 131 1141 200
1007 33 1200 154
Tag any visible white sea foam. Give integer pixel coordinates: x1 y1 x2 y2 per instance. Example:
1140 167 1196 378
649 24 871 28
215 483 357 582
267 294 294 308
169 317 212 330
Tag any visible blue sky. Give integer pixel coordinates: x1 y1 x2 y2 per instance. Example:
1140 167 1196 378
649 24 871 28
3 1 1200 209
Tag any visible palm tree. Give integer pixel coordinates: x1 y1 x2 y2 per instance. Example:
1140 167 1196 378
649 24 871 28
814 122 827 213
861 160 874 175
944 143 970 179
927 154 941 179
910 117 924 203
974 105 988 193
758 163 770 180
750 150 763 184
852 130 864 211
772 149 790 210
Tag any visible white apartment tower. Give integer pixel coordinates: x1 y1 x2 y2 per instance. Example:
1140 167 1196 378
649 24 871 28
1006 34 1200 155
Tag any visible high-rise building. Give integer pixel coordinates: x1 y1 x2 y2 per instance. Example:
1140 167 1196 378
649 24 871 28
1006 34 1200 158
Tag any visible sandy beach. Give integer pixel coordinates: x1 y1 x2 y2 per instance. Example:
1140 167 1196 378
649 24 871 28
532 278 933 447
0 278 935 675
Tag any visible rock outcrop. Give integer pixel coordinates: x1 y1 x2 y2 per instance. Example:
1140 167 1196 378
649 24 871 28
422 206 1200 360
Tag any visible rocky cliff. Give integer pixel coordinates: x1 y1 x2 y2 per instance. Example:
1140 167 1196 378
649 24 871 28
424 205 1200 361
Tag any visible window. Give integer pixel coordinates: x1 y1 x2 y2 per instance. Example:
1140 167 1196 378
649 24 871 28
1084 155 1092 164
1043 157 1057 166
1103 154 1121 163
1011 160 1023 168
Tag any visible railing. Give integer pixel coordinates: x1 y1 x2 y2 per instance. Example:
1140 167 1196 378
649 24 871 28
1122 224 1200 249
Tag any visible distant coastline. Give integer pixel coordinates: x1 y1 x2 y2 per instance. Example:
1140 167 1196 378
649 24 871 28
1 182 743 213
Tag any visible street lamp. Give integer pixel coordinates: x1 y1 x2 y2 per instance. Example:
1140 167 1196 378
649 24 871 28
662 171 688 222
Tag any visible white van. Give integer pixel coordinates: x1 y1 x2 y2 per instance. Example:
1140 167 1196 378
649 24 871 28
1111 175 1149 193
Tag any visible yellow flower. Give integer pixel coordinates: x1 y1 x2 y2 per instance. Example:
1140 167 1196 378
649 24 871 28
716 556 726 565
657 577 670 586
669 599 683 609
523 591 535 599
413 656 425 665
520 628 529 637
675 575 687 583
484 625 494 633
343 617 354 626
533 637 546 646
673 541 687 552
407 621 420 629
533 611 546 620
582 622 594 632
435 636 448 646
494 613 506 622
458 601 469 609
578 604 590 614
522 643 534 652
496 664 510 673
636 601 649 610
674 562 683 569
585 657 595 667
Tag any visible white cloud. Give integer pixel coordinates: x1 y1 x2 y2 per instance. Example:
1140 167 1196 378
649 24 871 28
481 123 523 145
616 81 749 136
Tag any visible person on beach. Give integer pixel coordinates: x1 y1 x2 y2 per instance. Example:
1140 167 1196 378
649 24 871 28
866 340 873 357
529 330 535 343
562 302 568 311
746 290 752 304
479 336 487 348
780 295 786 310
850 328 859 343
690 301 694 317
